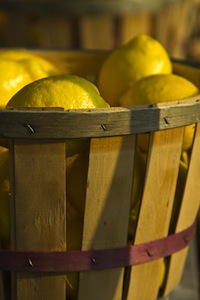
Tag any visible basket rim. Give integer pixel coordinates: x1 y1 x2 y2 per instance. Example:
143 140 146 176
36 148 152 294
0 95 200 139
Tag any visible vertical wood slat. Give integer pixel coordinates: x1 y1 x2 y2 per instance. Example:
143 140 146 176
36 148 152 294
127 127 185 300
0 1 196 59
9 139 66 300
79 15 115 50
163 122 200 296
78 135 136 300
119 13 152 46
36 16 73 48
3 13 31 47
153 1 195 58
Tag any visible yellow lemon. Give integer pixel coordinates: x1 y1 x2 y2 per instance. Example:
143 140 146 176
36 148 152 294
19 58 55 81
0 50 60 108
119 73 199 106
97 34 172 106
159 260 167 289
6 74 109 156
0 50 61 148
0 49 59 77
0 59 33 108
183 124 196 151
119 74 199 152
0 146 10 249
7 74 109 109
181 150 189 166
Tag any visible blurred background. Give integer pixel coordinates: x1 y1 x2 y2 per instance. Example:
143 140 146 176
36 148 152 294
0 0 199 62
0 0 199 299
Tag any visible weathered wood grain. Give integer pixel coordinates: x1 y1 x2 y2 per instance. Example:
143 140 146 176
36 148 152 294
0 96 200 139
9 139 66 300
163 122 200 296
78 135 135 299
127 126 185 300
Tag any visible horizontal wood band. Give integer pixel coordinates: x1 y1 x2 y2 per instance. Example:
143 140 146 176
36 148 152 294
0 217 197 273
0 96 200 139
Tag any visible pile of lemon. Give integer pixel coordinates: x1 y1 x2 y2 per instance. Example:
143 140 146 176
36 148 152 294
0 34 199 298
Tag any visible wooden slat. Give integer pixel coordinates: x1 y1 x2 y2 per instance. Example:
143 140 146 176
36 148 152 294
36 16 73 48
163 122 200 296
79 15 115 49
0 0 196 56
9 138 66 300
78 135 135 299
28 48 108 75
119 13 152 45
173 60 200 89
127 127 185 300
3 13 30 47
153 1 195 58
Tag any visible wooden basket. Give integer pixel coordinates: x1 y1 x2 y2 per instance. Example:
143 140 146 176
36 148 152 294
0 50 200 300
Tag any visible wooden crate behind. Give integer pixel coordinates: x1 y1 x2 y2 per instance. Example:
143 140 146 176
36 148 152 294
0 0 199 58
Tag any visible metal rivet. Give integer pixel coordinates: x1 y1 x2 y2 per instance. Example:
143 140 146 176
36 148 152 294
146 249 153 257
184 236 189 244
101 124 107 131
28 258 34 267
91 257 97 265
26 124 35 133
164 117 169 125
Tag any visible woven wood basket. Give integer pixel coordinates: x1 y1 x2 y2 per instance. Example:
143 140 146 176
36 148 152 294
0 50 199 300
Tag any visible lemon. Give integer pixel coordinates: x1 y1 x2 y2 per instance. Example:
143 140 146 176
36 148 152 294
0 146 10 249
159 260 167 289
181 150 189 166
183 124 196 150
0 59 33 108
119 73 199 106
119 74 199 151
0 49 59 77
97 34 172 106
7 74 109 110
6 74 109 156
0 50 59 108
19 58 55 81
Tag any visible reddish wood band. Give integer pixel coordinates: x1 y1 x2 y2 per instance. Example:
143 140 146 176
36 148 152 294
0 217 198 273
